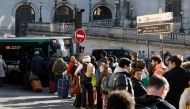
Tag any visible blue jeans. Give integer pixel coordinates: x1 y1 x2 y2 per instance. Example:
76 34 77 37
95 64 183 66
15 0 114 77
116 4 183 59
54 75 63 92
0 77 3 85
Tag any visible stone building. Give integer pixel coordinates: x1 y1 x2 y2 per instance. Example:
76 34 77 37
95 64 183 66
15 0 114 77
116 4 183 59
0 0 188 37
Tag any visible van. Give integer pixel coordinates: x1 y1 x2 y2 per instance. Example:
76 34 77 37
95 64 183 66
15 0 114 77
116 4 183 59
92 49 134 61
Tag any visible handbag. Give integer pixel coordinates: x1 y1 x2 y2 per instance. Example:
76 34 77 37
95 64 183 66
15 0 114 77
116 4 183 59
70 75 81 94
3 60 6 70
186 102 190 109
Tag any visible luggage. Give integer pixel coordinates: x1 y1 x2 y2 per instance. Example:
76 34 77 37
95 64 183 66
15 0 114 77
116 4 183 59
31 80 43 92
70 75 81 94
57 77 69 99
22 74 31 90
50 80 54 92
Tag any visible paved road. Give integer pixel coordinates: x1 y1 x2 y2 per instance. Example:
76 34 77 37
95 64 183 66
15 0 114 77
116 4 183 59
0 84 78 109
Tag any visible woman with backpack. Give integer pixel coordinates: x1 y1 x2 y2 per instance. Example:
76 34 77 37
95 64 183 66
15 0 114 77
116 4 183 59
98 63 111 109
74 55 96 109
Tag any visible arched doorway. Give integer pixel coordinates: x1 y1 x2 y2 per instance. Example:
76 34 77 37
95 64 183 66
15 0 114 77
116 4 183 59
54 6 74 23
93 6 112 20
15 5 35 37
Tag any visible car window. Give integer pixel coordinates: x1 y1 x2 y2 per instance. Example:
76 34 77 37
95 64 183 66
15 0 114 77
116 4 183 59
107 50 117 56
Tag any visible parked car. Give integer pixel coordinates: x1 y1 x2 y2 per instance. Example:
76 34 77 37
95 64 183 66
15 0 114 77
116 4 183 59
92 49 134 61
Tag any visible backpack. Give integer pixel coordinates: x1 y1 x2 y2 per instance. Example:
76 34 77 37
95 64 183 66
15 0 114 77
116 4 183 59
55 61 65 73
71 62 79 75
101 74 111 92
19 57 29 70
84 62 94 78
135 100 163 109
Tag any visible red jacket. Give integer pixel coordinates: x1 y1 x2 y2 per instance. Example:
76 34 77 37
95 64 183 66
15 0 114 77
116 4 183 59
66 59 77 76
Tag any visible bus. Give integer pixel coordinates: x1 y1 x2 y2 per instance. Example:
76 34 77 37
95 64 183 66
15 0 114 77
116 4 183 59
0 36 73 84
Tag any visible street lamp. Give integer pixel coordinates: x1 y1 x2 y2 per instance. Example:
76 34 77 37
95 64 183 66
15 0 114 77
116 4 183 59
53 0 57 22
179 10 185 33
129 6 134 28
39 2 42 22
28 0 32 21
126 0 130 19
114 0 120 26
89 0 92 22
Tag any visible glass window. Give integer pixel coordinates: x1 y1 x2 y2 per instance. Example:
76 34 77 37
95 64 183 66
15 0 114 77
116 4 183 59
55 6 73 15
165 0 181 17
93 6 112 20
16 5 35 14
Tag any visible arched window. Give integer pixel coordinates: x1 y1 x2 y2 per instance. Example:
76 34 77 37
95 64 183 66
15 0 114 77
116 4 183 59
165 0 181 17
93 6 112 20
54 6 73 23
15 5 35 37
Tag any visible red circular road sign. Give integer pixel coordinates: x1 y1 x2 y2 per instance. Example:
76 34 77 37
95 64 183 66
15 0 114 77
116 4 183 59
75 29 86 43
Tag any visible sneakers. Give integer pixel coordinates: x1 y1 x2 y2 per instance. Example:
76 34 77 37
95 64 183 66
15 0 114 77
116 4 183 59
80 107 86 109
54 92 57 95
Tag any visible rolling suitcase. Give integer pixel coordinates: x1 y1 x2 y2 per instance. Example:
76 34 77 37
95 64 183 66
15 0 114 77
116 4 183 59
57 77 69 99
31 80 43 92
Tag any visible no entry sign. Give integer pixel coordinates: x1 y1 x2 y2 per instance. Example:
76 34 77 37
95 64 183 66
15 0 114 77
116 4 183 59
75 29 86 43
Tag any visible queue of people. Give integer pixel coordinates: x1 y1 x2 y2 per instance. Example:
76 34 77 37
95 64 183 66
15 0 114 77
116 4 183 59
1 49 190 109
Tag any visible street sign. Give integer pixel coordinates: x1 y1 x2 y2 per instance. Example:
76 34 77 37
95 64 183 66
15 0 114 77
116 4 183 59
75 29 86 43
137 23 173 35
137 12 173 23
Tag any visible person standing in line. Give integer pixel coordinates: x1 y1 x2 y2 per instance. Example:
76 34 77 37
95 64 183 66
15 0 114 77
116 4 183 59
164 50 172 66
163 55 189 109
47 55 57 93
130 52 138 63
19 52 30 89
30 51 45 84
140 50 146 61
138 51 141 60
52 56 68 94
150 55 168 76
0 55 6 87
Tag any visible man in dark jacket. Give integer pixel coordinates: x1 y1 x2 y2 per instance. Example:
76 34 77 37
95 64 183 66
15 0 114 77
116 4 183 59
135 75 175 109
164 49 172 65
163 55 189 109
30 51 45 85
107 58 134 97
47 55 57 93
19 52 30 88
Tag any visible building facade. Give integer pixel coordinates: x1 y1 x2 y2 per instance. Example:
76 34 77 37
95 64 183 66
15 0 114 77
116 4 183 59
0 0 188 37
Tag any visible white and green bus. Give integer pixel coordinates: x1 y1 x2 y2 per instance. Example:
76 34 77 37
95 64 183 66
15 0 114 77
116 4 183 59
0 36 73 84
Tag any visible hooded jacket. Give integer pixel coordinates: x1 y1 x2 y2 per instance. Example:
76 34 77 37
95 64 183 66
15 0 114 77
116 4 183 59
135 95 176 109
52 58 68 75
154 62 168 75
107 66 134 97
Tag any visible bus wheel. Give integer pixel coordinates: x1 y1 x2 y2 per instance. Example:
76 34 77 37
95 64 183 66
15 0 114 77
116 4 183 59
8 70 20 85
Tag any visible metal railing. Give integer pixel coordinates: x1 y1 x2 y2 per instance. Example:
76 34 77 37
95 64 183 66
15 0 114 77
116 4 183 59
27 22 186 44
92 19 124 27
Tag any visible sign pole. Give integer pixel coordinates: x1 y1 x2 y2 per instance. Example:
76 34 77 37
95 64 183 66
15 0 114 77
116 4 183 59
146 35 149 60
159 8 164 60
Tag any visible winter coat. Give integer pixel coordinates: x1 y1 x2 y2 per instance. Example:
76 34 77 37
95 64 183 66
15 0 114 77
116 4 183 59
135 95 176 109
179 87 190 109
47 57 57 81
107 66 134 97
30 55 45 74
75 57 95 84
153 62 168 75
0 59 6 77
66 59 77 76
52 58 68 75
131 77 147 98
163 66 189 109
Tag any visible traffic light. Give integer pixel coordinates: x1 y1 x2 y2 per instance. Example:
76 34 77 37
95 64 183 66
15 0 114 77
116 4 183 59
75 9 85 29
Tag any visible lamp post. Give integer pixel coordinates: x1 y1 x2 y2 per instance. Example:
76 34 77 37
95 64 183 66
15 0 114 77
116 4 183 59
179 10 185 33
28 0 32 22
53 0 57 22
126 0 130 19
129 6 134 28
39 2 42 22
114 0 120 26
89 0 92 22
